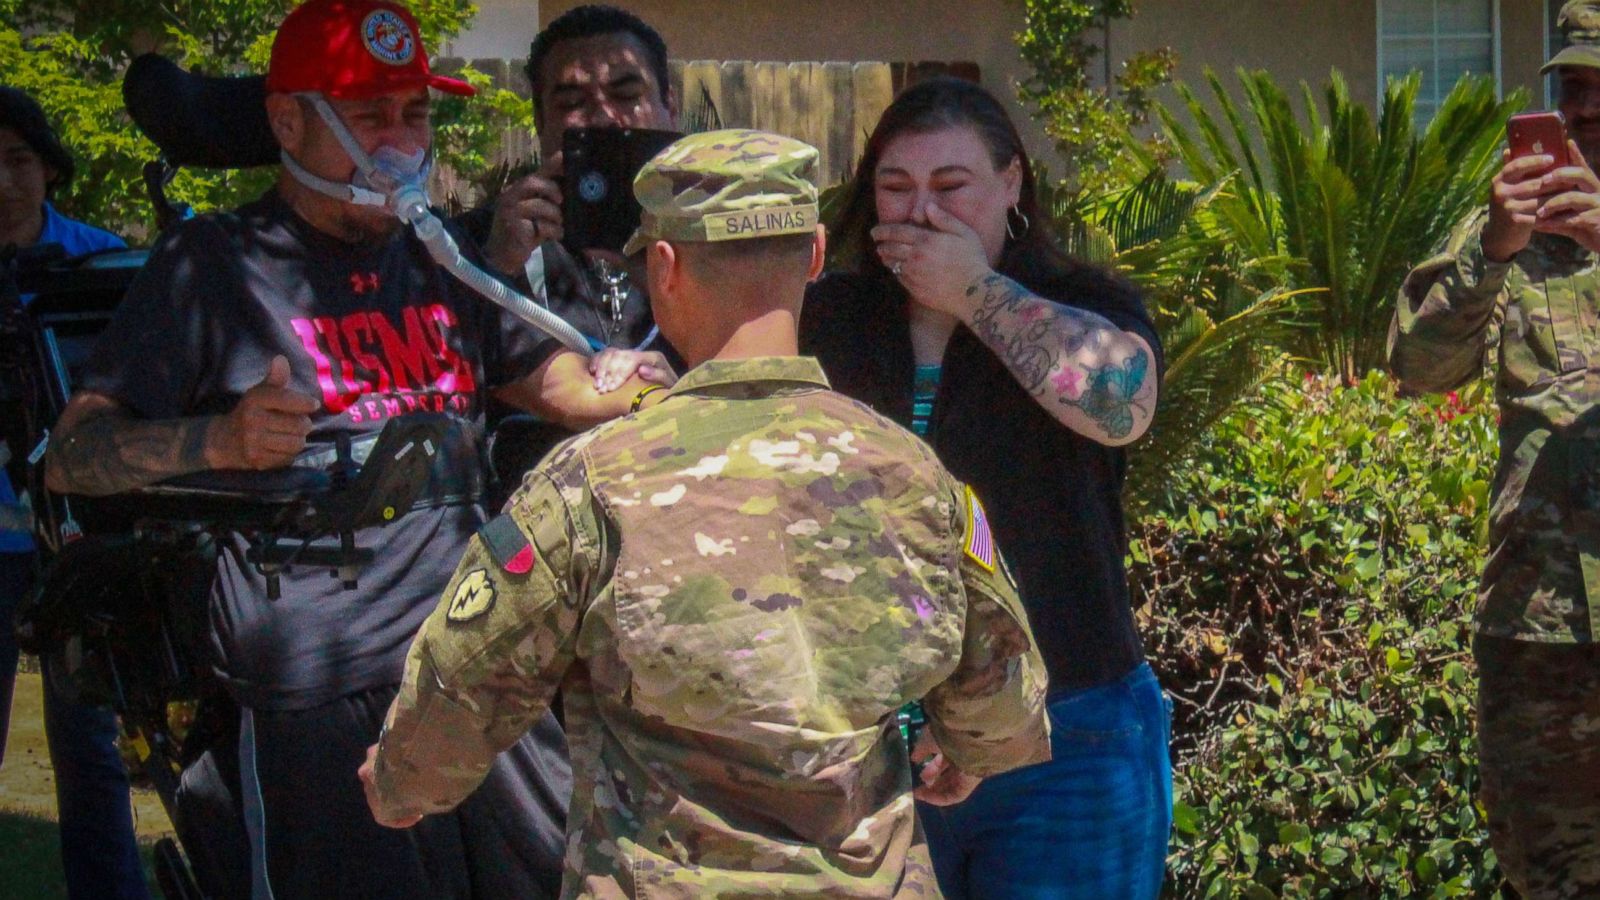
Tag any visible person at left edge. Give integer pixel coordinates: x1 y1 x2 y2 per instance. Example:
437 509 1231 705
0 85 150 900
43 0 667 896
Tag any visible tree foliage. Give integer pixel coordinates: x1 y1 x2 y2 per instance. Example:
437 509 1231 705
0 0 532 238
1015 0 1176 193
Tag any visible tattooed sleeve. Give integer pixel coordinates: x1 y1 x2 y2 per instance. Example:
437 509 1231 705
966 272 1153 442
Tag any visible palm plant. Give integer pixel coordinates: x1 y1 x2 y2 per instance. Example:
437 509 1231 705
1158 68 1523 380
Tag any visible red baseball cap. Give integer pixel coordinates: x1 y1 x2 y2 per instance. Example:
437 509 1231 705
266 0 474 99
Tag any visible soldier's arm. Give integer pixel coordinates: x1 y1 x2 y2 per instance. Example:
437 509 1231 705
1387 209 1508 395
367 463 605 824
494 348 656 430
922 485 1051 779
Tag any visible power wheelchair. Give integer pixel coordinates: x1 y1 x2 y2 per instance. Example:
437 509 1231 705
2 56 464 899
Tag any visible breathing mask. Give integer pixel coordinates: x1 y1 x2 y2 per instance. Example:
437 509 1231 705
279 93 434 223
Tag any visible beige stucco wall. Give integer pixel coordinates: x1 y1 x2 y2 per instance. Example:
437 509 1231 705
1502 0 1553 107
1113 1 1377 112
454 1 1557 173
1118 1 1550 118
443 0 541 61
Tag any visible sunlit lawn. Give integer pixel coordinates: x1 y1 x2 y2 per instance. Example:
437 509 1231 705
0 670 171 898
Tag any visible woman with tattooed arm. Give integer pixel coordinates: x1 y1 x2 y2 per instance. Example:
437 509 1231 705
800 78 1170 898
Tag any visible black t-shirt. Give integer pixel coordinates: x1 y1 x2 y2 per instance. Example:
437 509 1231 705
81 190 560 710
800 265 1163 696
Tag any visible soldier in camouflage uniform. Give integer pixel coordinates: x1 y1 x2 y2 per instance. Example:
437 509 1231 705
360 129 1053 898
1389 4 1600 895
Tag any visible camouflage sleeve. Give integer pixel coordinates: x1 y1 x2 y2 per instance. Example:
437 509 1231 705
371 452 606 822
922 483 1052 779
1387 208 1508 394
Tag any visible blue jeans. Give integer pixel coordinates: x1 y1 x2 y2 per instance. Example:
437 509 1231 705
26 561 152 900
919 662 1173 899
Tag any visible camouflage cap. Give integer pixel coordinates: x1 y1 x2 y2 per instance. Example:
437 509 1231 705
1544 1 1600 74
621 129 820 257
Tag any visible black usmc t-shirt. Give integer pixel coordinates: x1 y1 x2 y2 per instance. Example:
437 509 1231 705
81 190 560 710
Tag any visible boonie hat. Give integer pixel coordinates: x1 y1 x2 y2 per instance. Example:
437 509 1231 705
266 0 474 99
622 129 820 257
1545 1 1600 74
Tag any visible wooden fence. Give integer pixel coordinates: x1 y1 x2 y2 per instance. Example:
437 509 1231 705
438 57 979 187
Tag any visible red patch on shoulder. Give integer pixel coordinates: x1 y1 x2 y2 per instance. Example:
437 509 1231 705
505 545 535 575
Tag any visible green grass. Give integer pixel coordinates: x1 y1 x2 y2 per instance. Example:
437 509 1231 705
0 810 69 898
1 671 170 897
0 811 164 898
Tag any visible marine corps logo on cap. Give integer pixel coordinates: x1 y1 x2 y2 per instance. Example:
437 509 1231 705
362 9 416 66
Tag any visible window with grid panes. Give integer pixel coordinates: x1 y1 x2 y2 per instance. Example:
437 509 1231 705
1379 0 1499 126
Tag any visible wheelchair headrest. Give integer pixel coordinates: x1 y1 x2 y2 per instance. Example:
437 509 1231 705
123 53 279 169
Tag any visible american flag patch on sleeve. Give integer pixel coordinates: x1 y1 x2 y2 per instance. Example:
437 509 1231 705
963 486 996 572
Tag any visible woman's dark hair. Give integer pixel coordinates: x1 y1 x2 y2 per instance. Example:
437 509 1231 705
0 86 75 193
525 5 671 123
833 77 1075 288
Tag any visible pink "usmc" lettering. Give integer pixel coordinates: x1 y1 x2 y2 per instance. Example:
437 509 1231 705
289 303 477 416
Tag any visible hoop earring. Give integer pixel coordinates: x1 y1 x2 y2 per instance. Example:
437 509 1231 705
1006 205 1030 241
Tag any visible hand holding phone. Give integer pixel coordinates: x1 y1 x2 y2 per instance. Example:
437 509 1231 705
561 127 682 255
484 160 565 277
1507 112 1573 175
1485 112 1580 261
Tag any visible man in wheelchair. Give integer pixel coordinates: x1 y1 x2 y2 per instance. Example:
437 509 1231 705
41 0 668 895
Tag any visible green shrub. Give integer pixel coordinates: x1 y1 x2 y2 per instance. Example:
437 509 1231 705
1135 371 1509 896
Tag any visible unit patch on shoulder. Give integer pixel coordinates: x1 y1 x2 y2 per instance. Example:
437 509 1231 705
447 569 497 623
478 514 536 575
963 486 996 573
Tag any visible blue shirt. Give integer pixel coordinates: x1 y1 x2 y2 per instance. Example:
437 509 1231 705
911 363 942 437
1 202 125 553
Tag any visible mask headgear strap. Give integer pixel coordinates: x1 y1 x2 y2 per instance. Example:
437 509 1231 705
278 92 390 207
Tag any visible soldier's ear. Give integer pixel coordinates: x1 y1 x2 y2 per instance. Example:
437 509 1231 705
645 239 681 310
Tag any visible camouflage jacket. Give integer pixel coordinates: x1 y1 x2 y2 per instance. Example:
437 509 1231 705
372 356 1052 898
1389 209 1600 642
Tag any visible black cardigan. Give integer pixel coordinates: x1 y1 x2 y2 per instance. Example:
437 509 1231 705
799 267 1162 696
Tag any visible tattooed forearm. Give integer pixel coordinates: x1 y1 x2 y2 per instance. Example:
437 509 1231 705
46 408 214 497
965 272 1154 443
968 273 1069 392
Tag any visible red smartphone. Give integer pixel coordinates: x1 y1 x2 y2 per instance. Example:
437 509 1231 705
1507 111 1573 173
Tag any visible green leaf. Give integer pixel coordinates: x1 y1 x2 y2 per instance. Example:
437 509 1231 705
1278 823 1313 854
1173 801 1202 836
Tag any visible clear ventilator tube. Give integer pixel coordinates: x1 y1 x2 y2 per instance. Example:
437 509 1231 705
391 186 598 357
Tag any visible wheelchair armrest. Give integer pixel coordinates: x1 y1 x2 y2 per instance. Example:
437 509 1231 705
146 468 332 503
